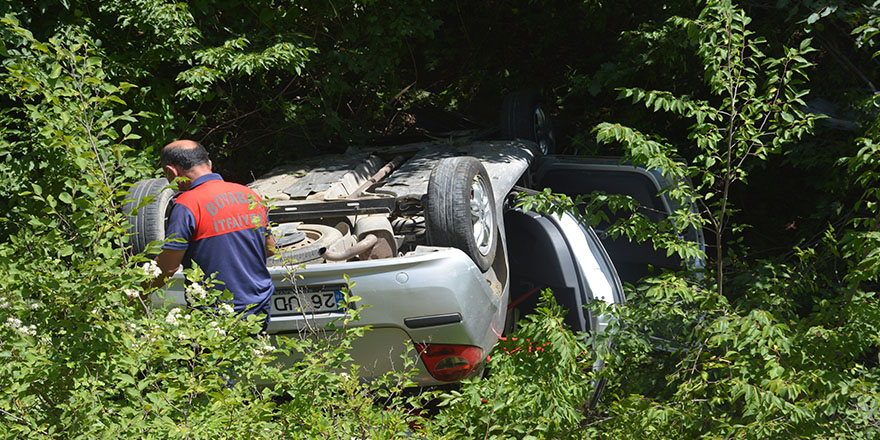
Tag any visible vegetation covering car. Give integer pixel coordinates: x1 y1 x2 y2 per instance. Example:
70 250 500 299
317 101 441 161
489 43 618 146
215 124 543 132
125 93 700 387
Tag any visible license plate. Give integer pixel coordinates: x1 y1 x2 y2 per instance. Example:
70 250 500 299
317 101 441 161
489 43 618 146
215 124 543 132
271 285 346 317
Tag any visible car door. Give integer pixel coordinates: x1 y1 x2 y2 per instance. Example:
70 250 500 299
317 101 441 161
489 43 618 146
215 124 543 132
504 206 624 338
504 206 624 408
531 155 706 286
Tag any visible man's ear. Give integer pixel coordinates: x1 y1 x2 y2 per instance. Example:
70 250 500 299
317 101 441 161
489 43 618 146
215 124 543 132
207 160 213 171
164 164 179 181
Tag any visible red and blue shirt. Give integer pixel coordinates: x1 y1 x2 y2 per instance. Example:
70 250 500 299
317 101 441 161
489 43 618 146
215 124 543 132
163 174 274 315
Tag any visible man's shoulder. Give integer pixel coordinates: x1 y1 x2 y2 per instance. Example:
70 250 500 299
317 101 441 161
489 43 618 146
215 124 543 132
176 179 266 221
200 178 253 193
177 179 254 200
209 180 262 202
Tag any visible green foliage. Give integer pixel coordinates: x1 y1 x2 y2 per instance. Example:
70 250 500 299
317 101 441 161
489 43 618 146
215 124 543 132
851 1 880 139
0 17 427 439
2 0 450 179
589 0 820 293
174 36 317 101
515 2 880 439
3 1 880 439
95 0 441 156
841 137 880 286
0 14 149 242
0 13 154 437
853 0 880 58
431 290 598 440
593 245 880 439
517 186 704 263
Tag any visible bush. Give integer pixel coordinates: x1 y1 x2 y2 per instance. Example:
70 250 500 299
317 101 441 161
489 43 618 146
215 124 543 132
0 16 425 439
431 290 599 439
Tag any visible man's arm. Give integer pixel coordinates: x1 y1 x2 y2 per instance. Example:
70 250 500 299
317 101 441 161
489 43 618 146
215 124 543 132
265 233 276 258
149 248 186 290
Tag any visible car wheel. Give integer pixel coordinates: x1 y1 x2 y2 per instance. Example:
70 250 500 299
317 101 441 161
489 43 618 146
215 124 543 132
499 90 556 156
426 157 498 272
269 223 345 266
123 178 175 257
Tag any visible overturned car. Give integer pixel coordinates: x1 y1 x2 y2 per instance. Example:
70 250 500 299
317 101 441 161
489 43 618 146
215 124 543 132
126 92 699 386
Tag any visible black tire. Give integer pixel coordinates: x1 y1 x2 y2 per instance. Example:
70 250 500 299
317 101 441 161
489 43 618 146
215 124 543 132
499 90 556 156
426 157 498 272
123 178 175 257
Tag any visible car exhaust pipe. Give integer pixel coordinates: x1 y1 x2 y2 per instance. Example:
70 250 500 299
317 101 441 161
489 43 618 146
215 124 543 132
347 155 406 199
320 234 378 261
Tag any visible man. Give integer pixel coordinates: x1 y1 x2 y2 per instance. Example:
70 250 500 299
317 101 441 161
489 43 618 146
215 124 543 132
150 140 276 329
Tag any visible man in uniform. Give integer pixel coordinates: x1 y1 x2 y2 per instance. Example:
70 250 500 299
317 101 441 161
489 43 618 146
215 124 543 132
150 140 275 329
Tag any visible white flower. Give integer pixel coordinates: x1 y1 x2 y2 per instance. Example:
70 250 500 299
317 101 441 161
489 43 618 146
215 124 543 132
208 321 227 336
124 288 140 299
177 331 189 340
165 308 183 326
141 260 162 278
253 339 275 358
185 283 208 303
0 300 10 309
219 303 235 315
5 318 34 337
28 302 40 310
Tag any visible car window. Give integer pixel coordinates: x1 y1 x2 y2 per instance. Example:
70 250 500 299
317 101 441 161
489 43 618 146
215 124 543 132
538 169 668 228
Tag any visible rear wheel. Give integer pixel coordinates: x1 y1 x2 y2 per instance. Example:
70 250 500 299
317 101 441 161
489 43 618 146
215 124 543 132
426 157 497 272
499 90 556 156
123 178 175 257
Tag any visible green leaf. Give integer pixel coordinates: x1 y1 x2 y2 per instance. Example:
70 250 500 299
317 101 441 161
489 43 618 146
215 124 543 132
117 374 136 386
49 63 62 79
799 37 812 50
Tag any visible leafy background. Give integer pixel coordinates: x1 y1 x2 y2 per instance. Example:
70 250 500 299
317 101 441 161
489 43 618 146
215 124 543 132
1 0 879 438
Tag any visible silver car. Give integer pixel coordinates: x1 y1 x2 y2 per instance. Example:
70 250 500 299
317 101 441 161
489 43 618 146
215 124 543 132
125 92 698 386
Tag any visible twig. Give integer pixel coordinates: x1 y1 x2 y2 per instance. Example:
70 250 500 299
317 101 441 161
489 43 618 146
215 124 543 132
0 407 50 436
198 107 262 142
70 49 114 209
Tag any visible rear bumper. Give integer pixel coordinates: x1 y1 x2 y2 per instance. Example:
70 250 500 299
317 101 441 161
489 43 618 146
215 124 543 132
271 248 507 385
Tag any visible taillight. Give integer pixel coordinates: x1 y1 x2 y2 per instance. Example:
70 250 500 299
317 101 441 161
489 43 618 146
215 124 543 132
415 343 483 382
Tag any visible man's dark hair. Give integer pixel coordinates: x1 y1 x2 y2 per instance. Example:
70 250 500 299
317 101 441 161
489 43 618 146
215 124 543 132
160 142 210 170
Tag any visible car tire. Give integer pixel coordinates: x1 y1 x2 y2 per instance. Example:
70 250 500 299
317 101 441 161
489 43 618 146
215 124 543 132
123 178 175 257
268 223 345 266
426 157 497 272
499 90 556 156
